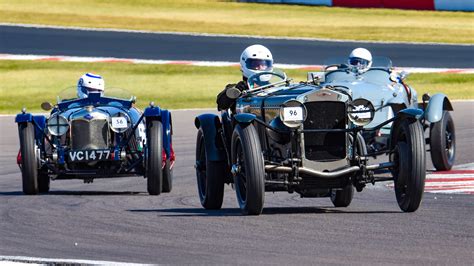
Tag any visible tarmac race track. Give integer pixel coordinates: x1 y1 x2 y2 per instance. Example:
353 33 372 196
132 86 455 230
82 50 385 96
1 25 474 68
0 102 473 264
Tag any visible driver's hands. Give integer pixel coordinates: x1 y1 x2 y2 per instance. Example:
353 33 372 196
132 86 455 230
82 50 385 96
216 81 248 111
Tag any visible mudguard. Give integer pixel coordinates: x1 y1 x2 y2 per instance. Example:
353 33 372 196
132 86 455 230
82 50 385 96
234 113 257 127
194 114 226 162
389 108 423 149
15 114 47 143
424 93 453 123
161 109 172 158
144 105 162 118
398 108 424 120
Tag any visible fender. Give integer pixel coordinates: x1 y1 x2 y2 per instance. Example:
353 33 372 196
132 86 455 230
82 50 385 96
15 114 47 143
389 108 423 149
160 109 172 158
233 113 257 127
424 93 453 123
194 114 226 162
397 108 424 120
32 115 47 142
143 105 162 118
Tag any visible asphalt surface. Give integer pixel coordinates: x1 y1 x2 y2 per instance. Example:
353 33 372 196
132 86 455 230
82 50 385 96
1 25 474 68
0 102 473 264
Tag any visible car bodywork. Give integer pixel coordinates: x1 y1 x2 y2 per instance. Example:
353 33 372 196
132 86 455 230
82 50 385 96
15 88 174 195
195 70 426 215
316 56 455 170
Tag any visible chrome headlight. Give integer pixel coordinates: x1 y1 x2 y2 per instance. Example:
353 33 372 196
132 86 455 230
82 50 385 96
348 98 375 126
109 112 131 133
47 114 69 136
279 100 307 128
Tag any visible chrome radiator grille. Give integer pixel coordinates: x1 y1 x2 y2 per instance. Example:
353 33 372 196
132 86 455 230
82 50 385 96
71 119 109 150
303 101 346 161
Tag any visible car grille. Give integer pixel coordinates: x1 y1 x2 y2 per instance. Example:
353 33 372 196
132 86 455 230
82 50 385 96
303 101 346 161
71 119 109 150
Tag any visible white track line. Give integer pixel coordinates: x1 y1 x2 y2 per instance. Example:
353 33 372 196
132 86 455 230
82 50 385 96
1 53 473 74
2 22 473 46
0 255 149 265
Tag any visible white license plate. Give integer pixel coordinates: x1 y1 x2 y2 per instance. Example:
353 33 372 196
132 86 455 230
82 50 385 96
68 150 111 162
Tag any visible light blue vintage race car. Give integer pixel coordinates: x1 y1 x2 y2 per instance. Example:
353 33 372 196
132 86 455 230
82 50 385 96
309 56 455 171
15 87 174 195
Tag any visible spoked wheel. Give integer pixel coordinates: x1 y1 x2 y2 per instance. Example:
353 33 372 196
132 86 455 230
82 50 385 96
231 124 265 215
18 122 39 195
162 158 173 193
146 119 163 195
430 111 456 171
390 119 426 212
330 133 364 207
195 129 225 209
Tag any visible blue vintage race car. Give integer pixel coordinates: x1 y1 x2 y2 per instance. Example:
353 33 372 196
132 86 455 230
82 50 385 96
15 87 174 195
311 56 455 171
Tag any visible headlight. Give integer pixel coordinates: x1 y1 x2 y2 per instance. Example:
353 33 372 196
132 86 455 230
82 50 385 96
47 114 69 136
348 98 375 126
279 100 307 128
109 112 131 133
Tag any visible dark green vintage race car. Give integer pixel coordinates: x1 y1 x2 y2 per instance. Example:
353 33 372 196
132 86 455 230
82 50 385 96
195 70 426 215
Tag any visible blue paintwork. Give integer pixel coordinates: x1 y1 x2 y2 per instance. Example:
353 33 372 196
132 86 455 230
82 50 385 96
57 93 133 111
195 114 226 162
398 108 424 120
15 113 33 123
144 106 162 117
234 113 257 126
424 93 453 123
161 109 172 158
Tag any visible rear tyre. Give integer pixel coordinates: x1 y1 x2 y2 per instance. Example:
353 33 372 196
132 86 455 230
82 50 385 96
195 129 225 209
18 122 39 195
391 119 426 212
330 184 354 207
430 111 455 171
330 133 364 207
231 124 265 215
146 119 163 195
162 158 173 193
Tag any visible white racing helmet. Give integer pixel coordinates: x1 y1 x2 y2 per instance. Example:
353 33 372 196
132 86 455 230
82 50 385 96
240 44 273 80
348 48 373 74
77 73 105 98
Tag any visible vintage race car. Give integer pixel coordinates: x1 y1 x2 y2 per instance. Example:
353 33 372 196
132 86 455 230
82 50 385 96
15 87 174 195
314 56 455 171
195 70 426 215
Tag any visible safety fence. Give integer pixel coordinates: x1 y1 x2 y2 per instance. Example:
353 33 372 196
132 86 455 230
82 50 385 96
239 0 474 11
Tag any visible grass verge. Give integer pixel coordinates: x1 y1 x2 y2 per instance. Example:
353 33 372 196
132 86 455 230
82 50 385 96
0 0 473 44
0 60 472 114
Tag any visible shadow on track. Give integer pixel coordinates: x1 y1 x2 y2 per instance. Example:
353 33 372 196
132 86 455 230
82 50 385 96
0 190 143 196
129 206 400 216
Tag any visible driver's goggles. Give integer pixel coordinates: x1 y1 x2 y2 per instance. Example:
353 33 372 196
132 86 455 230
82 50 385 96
246 59 273 70
349 57 369 67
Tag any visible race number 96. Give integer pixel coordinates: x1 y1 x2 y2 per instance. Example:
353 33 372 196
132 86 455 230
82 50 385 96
283 107 303 121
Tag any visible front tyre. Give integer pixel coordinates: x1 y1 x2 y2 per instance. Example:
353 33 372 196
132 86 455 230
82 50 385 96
430 111 455 171
146 119 163 195
195 129 225 209
18 122 39 195
231 124 265 215
391 119 426 212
